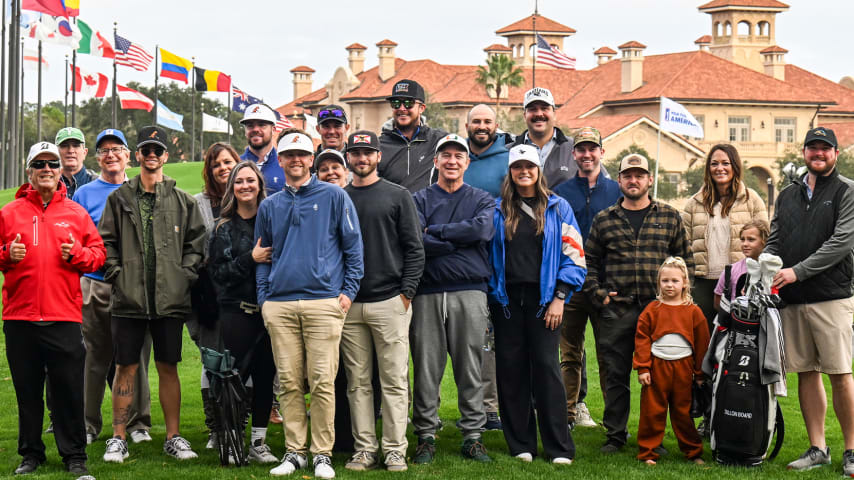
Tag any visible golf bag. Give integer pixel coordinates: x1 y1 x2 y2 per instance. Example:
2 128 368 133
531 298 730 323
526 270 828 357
708 264 785 466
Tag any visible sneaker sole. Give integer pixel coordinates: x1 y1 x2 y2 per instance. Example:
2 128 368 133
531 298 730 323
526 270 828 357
345 463 377 471
387 465 408 472
787 463 829 472
103 452 129 463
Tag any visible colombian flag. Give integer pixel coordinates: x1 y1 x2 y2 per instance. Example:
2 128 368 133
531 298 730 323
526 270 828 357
193 67 231 92
159 48 192 84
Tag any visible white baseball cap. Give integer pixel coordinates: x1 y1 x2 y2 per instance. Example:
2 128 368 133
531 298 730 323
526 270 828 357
523 87 555 109
277 132 314 154
508 144 542 168
240 103 277 125
435 134 469 155
26 142 61 167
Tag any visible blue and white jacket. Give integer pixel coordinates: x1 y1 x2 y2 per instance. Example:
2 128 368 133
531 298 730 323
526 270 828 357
488 195 587 307
255 175 363 304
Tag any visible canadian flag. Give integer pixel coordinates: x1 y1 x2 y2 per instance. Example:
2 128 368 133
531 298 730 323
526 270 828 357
70 65 109 98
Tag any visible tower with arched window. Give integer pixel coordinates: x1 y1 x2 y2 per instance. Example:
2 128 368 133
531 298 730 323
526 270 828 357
495 14 575 68
699 0 789 72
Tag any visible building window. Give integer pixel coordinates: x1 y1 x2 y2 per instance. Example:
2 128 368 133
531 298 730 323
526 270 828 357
692 115 705 140
728 116 750 142
775 117 796 143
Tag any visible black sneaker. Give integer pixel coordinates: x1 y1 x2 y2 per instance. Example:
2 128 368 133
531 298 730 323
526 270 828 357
653 445 668 456
413 436 436 464
14 457 42 475
843 449 854 477
484 412 502 431
461 437 492 462
66 459 89 475
600 441 623 454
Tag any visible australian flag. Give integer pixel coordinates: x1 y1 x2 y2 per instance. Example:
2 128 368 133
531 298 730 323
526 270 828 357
232 85 262 113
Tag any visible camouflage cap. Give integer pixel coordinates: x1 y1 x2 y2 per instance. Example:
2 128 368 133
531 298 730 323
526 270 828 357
572 127 602 147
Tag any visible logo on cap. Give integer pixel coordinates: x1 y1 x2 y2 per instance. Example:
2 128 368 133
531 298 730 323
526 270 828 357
579 128 595 138
529 88 548 97
353 135 371 144
291 135 301 143
518 147 527 154
251 105 260 113
39 142 50 150
106 129 114 136
815 129 827 137
149 131 158 139
628 156 642 166
395 83 409 93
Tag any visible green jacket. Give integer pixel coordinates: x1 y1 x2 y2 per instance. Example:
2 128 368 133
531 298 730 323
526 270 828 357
98 175 206 319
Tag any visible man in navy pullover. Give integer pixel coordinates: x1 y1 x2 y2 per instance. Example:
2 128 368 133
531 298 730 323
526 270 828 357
255 132 363 480
411 134 495 464
553 127 621 431
240 103 285 195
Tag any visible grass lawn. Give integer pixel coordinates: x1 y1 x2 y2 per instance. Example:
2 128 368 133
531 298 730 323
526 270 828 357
0 162 847 478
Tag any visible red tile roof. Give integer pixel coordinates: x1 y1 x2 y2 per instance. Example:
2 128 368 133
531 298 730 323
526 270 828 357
619 41 647 49
694 35 712 44
820 123 854 149
594 46 617 55
289 65 315 73
560 114 646 138
496 14 575 35
376 39 398 47
698 0 789 10
345 43 367 50
782 64 854 113
484 43 512 52
760 45 788 54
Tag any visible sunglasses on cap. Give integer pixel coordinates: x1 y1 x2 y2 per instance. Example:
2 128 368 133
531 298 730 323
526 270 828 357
389 98 418 109
30 159 61 169
140 146 165 157
318 108 345 121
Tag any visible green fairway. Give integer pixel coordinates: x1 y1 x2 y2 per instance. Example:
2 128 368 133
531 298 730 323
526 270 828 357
0 162 847 478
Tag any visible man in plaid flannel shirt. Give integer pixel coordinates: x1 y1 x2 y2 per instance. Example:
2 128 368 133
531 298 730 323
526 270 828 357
583 153 693 453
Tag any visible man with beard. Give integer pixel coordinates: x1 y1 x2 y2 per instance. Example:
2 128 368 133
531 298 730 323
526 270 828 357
340 130 425 472
315 105 350 154
511 88 576 188
379 79 447 192
765 127 854 476
241 103 285 195
464 104 514 198
583 153 692 454
55 127 96 199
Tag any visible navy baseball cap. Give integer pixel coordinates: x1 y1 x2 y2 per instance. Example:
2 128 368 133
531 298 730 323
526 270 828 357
95 128 128 149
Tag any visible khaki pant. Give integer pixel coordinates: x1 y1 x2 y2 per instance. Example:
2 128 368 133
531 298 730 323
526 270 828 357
262 298 345 456
340 295 412 455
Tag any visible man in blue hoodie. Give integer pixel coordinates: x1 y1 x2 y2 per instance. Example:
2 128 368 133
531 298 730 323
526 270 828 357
553 127 621 432
411 134 495 464
256 132 363 479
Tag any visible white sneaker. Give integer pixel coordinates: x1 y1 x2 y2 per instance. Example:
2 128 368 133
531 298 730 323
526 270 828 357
129 429 152 443
575 402 598 428
313 454 335 479
86 433 96 445
248 440 278 464
206 432 218 449
553 457 573 465
515 452 533 462
163 435 198 460
103 437 129 463
270 452 307 476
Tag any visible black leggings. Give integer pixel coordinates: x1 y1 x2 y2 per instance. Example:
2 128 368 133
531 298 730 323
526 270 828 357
219 308 276 429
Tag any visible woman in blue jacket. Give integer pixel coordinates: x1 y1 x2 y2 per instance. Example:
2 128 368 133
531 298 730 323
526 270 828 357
488 144 587 465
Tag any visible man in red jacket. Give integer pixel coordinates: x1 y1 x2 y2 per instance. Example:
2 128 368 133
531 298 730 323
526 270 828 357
0 142 106 476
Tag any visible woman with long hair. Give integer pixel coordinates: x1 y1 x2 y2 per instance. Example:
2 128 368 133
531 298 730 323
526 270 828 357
207 161 278 463
487 145 587 465
681 144 767 436
198 142 240 228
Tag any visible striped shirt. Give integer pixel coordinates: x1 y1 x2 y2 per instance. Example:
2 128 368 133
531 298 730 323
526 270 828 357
583 198 693 308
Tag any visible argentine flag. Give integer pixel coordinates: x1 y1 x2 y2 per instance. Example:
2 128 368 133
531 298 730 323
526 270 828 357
156 100 185 132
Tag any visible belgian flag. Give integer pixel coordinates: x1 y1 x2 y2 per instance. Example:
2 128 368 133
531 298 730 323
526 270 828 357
194 66 231 92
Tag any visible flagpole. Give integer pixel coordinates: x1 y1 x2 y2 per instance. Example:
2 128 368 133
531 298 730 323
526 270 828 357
153 46 158 124
227 82 232 145
111 22 117 128
37 39 42 140
532 1 538 88
71 19 76 127
0 0 7 184
19 36 25 182
7 0 20 188
64 54 68 127
654 98 662 198
191 57 195 162
200 101 204 158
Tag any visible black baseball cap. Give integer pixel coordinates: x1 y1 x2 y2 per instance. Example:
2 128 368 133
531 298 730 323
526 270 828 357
804 127 838 149
137 126 169 150
346 130 380 152
317 104 348 125
387 79 425 103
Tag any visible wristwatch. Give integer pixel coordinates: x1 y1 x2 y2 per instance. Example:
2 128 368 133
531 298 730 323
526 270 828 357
555 290 567 300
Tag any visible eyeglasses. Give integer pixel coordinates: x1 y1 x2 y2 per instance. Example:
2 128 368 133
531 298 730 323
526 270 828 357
29 160 60 169
140 146 165 157
97 146 126 156
318 108 345 121
389 99 417 109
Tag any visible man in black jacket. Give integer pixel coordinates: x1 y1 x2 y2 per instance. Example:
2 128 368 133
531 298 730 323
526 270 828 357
378 79 447 192
766 127 854 475
340 130 424 472
511 87 577 188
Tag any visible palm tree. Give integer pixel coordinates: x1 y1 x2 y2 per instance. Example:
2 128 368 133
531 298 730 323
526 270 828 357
475 54 524 113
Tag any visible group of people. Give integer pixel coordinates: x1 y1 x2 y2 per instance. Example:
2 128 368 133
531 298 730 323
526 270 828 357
3 78 853 478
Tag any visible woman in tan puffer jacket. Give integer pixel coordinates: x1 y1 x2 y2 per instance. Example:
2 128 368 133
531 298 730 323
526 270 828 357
681 144 768 329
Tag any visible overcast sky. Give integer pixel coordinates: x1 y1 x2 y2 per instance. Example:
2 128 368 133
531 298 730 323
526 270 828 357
21 0 854 111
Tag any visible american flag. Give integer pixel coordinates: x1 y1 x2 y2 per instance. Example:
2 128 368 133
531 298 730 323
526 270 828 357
114 33 153 72
536 34 576 70
274 111 294 132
